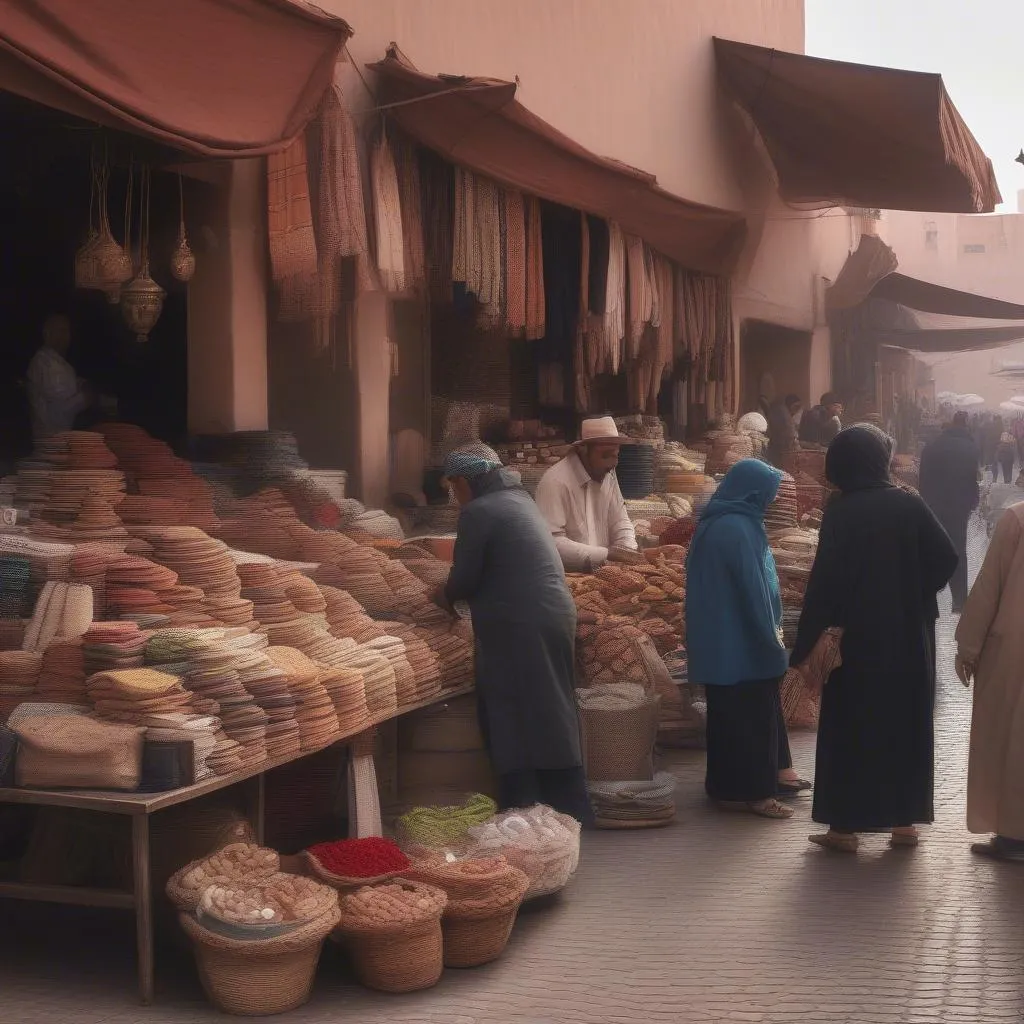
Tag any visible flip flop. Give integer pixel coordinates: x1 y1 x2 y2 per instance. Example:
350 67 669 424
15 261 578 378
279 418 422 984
809 831 859 853
777 778 812 796
889 829 919 848
718 798 794 819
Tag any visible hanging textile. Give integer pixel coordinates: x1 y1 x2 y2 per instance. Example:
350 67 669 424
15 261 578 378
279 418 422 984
473 175 502 310
419 148 454 302
503 189 527 335
525 196 546 341
267 134 318 282
394 134 426 294
370 129 406 293
625 234 652 360
655 256 675 378
277 86 373 334
603 222 626 374
574 212 592 412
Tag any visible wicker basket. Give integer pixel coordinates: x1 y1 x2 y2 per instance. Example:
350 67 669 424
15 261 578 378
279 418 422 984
166 843 280 913
302 849 401 892
406 856 529 968
335 879 447 993
179 906 339 1016
443 902 520 968
579 699 660 782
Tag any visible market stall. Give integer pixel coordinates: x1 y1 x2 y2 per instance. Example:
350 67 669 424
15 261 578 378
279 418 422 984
0 425 509 1008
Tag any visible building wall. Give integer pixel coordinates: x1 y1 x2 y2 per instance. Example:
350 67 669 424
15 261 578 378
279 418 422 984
881 206 1024 406
319 0 855 499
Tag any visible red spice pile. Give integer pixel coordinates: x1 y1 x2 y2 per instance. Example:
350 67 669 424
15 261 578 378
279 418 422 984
307 836 410 878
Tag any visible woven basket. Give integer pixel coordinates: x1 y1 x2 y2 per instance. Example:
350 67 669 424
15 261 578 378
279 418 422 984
335 879 447 993
780 668 820 730
302 849 401 892
579 699 660 782
406 856 529 968
179 906 338 1015
166 844 280 913
443 902 520 968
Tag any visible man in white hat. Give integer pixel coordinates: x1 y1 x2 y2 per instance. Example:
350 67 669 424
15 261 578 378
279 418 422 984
534 415 641 573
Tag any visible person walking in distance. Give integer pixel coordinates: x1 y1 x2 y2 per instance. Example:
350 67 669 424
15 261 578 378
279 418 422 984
918 411 980 613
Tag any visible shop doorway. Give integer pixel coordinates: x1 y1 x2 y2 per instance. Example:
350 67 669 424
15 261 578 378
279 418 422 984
0 91 206 462
739 320 813 414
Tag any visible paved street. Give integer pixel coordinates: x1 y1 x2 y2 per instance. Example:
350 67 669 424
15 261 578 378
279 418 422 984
4 517 1024 1023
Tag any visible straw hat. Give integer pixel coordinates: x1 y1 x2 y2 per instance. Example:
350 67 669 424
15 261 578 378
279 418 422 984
571 416 631 447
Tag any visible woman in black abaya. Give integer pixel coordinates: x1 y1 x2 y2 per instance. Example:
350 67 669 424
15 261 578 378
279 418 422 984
793 425 957 852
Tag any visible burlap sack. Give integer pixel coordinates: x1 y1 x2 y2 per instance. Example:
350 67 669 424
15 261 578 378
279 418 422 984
13 715 144 790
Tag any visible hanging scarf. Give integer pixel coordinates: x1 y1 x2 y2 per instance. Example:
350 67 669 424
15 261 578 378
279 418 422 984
394 135 426 294
370 130 406 293
503 189 527 335
524 196 546 340
625 233 652 360
267 134 318 282
603 221 626 373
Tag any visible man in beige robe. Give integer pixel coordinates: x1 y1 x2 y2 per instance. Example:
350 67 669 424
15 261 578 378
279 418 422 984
955 503 1024 861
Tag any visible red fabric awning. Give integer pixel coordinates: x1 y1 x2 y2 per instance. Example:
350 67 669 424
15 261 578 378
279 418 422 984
0 0 351 157
368 46 747 276
713 38 1001 214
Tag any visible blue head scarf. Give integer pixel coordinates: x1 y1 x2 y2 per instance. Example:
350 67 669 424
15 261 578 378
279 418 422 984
443 445 502 480
685 458 787 686
696 458 782 531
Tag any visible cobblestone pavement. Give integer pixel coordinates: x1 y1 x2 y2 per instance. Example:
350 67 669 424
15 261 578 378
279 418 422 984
5 517 1024 1023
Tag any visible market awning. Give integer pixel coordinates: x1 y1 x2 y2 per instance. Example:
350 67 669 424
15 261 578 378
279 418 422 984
0 0 351 157
870 273 1024 320
826 234 899 311
712 38 1001 214
367 46 747 276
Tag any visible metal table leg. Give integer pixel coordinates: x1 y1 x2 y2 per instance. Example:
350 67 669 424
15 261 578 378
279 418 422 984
132 814 154 1005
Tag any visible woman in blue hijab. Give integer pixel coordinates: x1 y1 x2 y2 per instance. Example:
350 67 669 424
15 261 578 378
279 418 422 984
686 459 798 819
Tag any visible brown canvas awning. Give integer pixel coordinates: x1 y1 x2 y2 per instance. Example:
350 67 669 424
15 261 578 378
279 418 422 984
826 234 899 311
870 273 1024 320
713 38 1001 214
368 46 747 276
0 0 351 157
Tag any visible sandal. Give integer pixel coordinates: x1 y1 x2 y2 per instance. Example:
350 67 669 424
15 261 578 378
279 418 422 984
718 798 794 819
777 777 812 796
890 828 919 848
809 831 859 853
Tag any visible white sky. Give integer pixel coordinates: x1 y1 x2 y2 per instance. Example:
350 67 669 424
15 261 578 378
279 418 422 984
805 0 1024 211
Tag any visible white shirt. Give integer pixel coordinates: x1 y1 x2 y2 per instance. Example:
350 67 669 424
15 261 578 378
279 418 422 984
26 346 86 439
534 451 638 572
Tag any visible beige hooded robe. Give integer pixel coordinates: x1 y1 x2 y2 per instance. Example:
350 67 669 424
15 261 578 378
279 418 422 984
956 502 1024 838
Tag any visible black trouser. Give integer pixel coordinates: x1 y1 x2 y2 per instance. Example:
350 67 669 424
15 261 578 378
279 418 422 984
938 512 969 610
497 767 594 826
993 457 1015 483
704 677 791 803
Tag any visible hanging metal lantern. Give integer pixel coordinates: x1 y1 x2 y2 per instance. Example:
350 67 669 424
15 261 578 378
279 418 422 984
120 166 164 342
74 229 103 290
169 234 195 282
169 173 196 282
120 261 165 343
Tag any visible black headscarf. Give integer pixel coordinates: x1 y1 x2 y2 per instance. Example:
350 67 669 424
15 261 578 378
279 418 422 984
825 424 894 493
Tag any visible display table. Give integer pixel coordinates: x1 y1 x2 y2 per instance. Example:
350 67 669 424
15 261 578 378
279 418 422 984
0 683 474 1005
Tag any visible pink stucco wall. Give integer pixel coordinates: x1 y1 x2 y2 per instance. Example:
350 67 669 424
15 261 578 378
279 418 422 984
324 0 858 497
880 209 1024 406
